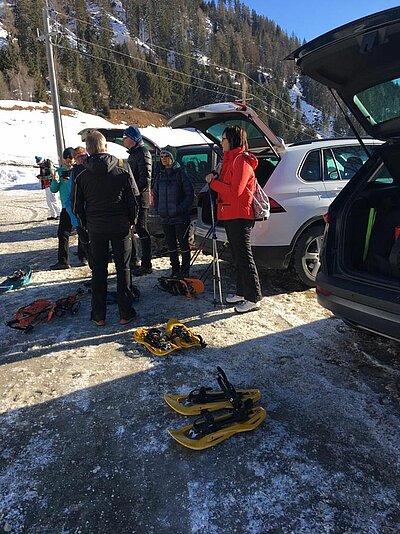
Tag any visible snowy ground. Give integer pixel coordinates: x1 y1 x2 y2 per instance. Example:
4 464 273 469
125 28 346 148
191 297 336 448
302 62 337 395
1 101 400 532
1 180 400 532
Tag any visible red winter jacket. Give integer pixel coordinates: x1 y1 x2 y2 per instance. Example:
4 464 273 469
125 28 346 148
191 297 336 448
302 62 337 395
210 146 258 221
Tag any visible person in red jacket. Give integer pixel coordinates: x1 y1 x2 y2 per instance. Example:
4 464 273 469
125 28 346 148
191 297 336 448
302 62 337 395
206 125 262 313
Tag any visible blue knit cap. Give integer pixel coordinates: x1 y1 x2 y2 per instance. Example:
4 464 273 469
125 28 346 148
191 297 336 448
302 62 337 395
35 156 44 164
123 126 142 143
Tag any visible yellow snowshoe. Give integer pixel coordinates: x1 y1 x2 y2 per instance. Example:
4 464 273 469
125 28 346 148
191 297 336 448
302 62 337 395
168 405 267 450
164 388 261 415
164 366 261 415
165 318 206 349
134 327 180 356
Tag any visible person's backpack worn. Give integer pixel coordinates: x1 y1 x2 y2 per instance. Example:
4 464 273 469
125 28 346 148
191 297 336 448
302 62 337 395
236 152 270 222
251 181 270 221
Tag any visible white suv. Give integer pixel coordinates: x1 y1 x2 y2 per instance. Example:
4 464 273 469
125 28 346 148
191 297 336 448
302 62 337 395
168 103 381 286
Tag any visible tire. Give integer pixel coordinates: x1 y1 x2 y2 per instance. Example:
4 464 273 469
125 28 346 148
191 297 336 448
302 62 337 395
293 225 325 287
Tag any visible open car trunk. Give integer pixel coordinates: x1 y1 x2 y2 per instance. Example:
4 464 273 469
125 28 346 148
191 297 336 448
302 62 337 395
338 143 400 284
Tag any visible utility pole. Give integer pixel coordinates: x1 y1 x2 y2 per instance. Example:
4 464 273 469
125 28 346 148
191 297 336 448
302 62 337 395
241 73 247 105
41 1 65 165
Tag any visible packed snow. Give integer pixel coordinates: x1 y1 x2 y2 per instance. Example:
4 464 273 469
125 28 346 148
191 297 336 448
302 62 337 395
0 100 209 188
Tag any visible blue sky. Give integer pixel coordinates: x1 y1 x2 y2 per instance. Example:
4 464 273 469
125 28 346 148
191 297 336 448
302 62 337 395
246 1 400 41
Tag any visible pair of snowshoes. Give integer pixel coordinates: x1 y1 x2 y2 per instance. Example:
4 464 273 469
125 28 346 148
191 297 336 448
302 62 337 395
165 367 266 450
134 318 206 356
6 288 84 333
0 266 32 293
157 276 204 299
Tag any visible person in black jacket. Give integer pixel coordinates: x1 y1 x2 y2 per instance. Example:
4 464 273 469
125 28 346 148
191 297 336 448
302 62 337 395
123 126 153 276
153 146 194 278
71 130 139 326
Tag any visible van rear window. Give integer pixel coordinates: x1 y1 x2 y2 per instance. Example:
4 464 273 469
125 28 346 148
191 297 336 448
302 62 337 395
354 77 400 125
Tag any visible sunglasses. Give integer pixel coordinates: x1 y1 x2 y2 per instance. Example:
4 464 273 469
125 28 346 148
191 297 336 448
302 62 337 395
64 155 74 159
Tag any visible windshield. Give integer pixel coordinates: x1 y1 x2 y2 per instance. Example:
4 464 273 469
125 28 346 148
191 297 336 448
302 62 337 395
354 77 400 125
206 119 266 145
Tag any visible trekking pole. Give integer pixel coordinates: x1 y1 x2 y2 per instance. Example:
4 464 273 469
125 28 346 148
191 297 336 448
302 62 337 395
209 189 223 307
189 224 213 268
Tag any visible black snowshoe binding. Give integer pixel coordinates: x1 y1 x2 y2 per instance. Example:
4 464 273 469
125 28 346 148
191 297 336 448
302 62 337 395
164 366 260 415
165 318 207 349
134 327 180 356
48 288 84 319
0 266 32 293
167 367 266 449
157 276 204 299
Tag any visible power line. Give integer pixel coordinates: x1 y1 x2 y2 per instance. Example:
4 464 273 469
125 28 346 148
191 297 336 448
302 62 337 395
69 35 246 99
51 8 323 133
52 43 244 102
53 42 315 140
53 28 315 139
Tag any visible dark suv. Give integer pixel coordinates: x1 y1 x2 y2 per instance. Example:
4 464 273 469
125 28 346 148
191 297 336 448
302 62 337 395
79 127 220 237
289 7 400 341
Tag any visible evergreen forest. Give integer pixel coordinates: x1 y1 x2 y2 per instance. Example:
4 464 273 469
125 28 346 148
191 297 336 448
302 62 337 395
0 0 354 142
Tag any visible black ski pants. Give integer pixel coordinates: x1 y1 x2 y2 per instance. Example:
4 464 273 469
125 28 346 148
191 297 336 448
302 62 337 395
131 206 152 268
162 221 191 276
224 218 262 303
76 226 92 269
57 208 72 265
90 231 134 321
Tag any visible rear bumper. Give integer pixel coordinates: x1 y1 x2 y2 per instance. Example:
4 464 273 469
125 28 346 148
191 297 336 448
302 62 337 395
316 273 400 342
193 236 291 270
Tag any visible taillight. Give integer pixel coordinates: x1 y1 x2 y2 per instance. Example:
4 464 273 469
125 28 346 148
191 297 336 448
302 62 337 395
323 212 330 224
316 285 332 296
268 197 286 213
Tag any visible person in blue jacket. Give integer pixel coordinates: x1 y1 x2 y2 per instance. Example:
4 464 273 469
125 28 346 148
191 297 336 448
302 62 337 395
49 147 75 269
153 145 194 278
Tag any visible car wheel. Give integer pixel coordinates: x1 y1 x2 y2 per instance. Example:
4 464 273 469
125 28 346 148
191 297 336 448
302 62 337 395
293 225 325 287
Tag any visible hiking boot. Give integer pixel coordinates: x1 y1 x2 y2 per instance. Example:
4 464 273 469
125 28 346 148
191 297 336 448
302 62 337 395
120 309 137 325
90 312 105 326
234 300 261 314
225 294 245 304
132 265 153 276
47 216 59 221
50 262 71 270
77 257 88 267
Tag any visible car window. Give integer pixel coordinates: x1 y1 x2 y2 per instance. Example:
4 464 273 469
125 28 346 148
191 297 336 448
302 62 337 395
299 150 321 182
371 164 394 184
324 146 369 181
354 77 400 125
176 148 215 192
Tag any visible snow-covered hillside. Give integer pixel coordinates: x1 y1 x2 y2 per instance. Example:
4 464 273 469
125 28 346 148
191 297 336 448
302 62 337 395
0 100 208 188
